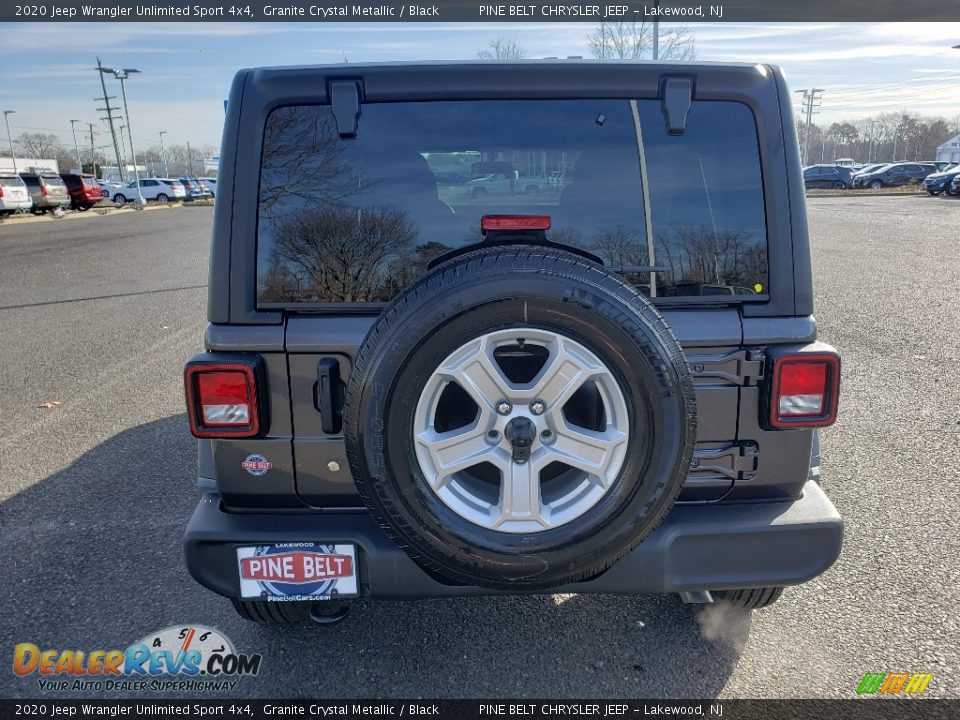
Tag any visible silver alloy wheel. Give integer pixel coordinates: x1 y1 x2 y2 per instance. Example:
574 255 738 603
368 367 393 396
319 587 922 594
414 328 630 534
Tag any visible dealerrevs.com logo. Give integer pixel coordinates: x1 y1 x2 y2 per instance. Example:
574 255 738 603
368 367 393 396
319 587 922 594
13 625 262 693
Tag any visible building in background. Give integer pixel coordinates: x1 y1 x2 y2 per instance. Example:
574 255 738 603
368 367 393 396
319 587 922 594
936 134 960 164
0 157 58 173
100 164 146 183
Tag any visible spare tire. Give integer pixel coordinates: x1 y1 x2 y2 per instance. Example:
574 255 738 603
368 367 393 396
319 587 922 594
344 246 696 590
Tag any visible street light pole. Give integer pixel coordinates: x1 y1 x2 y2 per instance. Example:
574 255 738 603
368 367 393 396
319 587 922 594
69 120 83 173
159 131 168 177
113 68 145 206
2 110 16 174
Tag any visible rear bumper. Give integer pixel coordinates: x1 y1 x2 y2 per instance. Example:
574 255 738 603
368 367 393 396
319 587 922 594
184 480 842 600
0 198 32 211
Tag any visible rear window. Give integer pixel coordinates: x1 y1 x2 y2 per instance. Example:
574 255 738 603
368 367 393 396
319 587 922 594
82 176 98 187
42 175 65 186
256 98 767 306
0 176 25 188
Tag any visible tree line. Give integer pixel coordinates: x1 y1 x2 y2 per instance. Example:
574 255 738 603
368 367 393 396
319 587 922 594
798 112 960 165
1 131 217 177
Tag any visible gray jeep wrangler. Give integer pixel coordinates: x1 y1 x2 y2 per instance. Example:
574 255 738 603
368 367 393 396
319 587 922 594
183 61 842 624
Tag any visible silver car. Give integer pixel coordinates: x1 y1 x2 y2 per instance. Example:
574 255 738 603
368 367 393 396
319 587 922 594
0 175 33 214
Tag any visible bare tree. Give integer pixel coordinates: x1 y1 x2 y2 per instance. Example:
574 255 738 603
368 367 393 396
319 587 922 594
17 133 61 159
588 21 695 61
264 206 417 303
476 36 527 60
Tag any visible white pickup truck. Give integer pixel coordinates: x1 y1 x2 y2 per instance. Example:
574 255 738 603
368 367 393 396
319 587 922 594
465 171 546 197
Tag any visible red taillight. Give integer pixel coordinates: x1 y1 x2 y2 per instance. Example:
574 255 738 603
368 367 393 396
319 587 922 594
41 185 48 196
481 215 551 231
184 363 261 438
0 187 4 198
769 353 840 428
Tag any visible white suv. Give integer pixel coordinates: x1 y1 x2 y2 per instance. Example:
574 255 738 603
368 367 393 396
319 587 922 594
111 178 187 205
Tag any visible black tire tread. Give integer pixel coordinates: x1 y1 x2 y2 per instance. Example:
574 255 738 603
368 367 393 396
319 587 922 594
714 587 785 610
344 245 696 590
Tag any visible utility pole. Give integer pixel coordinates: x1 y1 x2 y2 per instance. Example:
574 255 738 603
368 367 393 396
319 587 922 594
87 123 97 178
159 131 168 176
95 57 125 181
111 68 145 205
187 141 193 176
2 110 16 173
868 120 877 163
69 120 82 173
797 88 824 166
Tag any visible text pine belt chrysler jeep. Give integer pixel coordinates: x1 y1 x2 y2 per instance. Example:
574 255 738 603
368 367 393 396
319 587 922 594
183 61 842 624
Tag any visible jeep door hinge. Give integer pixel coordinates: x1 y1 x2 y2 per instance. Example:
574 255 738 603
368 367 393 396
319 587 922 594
690 443 759 481
687 350 765 386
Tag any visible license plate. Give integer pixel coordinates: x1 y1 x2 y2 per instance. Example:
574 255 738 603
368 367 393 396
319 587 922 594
236 543 358 601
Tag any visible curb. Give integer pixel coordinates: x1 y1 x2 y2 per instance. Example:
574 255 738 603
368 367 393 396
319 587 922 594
0 202 196 226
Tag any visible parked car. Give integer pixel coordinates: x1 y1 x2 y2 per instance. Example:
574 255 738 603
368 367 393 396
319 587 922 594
833 157 857 167
851 163 885 178
178 176 212 200
929 161 953 172
111 178 187 205
852 163 936 189
19 172 71 213
922 167 960 196
182 61 842 624
60 173 104 211
0 174 33 214
803 164 854 189
950 173 960 196
199 177 218 197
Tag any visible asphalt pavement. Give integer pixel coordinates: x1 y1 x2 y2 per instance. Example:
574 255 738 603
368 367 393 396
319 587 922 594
0 197 958 699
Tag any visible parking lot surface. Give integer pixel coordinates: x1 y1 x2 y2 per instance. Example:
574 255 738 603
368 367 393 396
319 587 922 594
1 196 958 698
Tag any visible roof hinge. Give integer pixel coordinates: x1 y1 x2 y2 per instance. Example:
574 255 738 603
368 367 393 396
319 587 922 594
660 76 694 135
328 79 363 139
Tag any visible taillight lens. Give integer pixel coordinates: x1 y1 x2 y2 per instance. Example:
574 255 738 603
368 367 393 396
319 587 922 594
41 185 48 196
769 353 840 428
482 215 551 231
184 363 261 438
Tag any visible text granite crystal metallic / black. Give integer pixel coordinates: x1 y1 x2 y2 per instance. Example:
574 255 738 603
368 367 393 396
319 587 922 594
181 60 842 623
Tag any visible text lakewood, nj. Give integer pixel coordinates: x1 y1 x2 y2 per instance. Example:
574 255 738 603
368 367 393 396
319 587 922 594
24 2 726 20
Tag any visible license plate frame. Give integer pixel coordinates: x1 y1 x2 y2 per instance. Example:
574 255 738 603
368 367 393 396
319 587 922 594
236 543 358 601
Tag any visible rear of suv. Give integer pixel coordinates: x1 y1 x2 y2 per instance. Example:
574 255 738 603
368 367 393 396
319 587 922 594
0 174 33 214
60 173 104 210
184 62 843 623
19 172 70 213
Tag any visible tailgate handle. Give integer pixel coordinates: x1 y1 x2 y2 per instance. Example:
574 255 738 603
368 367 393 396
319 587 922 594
315 358 344 434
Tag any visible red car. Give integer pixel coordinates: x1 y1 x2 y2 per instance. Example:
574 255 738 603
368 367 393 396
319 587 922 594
60 173 104 211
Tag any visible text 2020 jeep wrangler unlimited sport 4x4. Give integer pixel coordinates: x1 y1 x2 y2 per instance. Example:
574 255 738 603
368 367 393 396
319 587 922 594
183 61 842 623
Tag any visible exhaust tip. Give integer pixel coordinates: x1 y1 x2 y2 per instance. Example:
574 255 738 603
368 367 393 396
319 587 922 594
309 602 350 625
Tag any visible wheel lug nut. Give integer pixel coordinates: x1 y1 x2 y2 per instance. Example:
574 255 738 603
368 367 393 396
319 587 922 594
487 430 500 439
530 400 546 415
540 430 552 439
496 400 512 415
